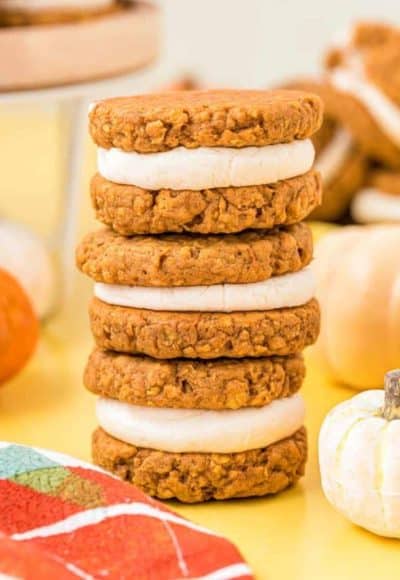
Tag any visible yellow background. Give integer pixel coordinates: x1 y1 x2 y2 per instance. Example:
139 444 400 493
0 107 398 580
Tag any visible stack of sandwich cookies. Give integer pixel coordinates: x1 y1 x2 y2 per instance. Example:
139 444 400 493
0 0 127 26
78 90 322 502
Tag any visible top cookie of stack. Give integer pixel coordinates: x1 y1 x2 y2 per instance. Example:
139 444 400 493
89 90 323 235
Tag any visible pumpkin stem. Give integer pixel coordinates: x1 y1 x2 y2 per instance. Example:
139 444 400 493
384 370 400 420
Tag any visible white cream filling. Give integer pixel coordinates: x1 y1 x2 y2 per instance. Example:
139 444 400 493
315 128 353 184
97 139 315 191
94 267 315 312
0 0 113 11
96 394 305 453
330 54 400 147
351 188 400 223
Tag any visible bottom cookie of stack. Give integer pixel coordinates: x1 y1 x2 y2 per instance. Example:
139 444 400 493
93 427 307 503
86 352 307 502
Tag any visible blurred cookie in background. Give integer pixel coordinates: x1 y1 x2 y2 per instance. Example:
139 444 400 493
351 167 400 223
0 0 129 26
283 79 366 222
325 21 400 169
163 76 200 91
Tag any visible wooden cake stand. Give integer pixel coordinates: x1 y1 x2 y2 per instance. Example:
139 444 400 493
0 2 160 91
0 2 161 307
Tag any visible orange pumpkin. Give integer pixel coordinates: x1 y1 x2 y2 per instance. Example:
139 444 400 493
313 225 400 388
0 268 39 384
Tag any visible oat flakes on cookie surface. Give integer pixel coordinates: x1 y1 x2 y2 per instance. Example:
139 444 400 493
84 349 306 410
89 297 320 359
91 170 322 234
76 222 313 286
89 89 323 152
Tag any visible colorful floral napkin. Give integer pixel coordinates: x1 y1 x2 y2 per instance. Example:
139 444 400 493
0 442 253 579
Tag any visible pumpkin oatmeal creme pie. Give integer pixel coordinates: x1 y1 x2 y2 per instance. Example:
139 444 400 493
78 89 322 502
284 79 366 221
325 21 400 169
77 224 319 359
89 89 322 234
351 168 400 223
0 0 127 26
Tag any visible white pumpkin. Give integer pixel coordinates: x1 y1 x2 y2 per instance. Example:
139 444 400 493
313 224 400 388
319 370 400 538
0 219 55 319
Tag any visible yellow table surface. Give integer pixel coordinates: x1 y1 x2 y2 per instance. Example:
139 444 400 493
0 108 399 580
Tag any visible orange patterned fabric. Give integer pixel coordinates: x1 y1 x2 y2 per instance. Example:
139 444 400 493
0 443 253 579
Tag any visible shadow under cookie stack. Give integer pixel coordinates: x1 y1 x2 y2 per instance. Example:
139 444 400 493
77 90 322 503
